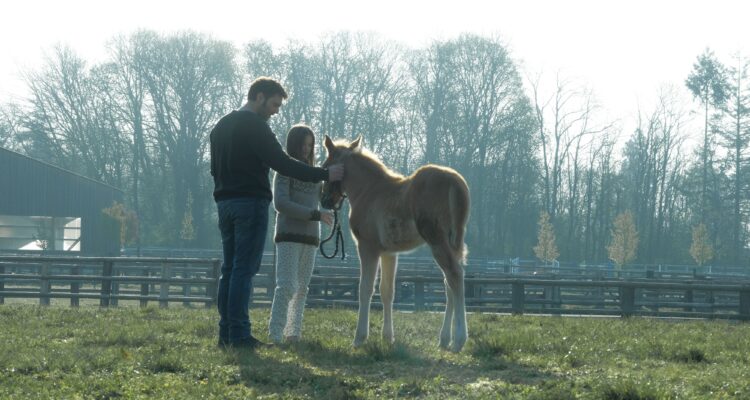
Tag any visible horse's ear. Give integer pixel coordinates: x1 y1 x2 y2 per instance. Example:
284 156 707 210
324 135 335 153
349 135 362 150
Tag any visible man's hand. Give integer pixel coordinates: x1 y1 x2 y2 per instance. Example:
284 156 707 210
320 210 334 226
327 164 344 181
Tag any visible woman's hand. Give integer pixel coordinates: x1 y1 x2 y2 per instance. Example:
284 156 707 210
320 210 334 226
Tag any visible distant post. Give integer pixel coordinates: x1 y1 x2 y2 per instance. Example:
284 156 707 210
0 263 5 304
159 263 170 308
739 287 750 320
620 285 635 317
100 260 114 307
70 265 80 307
206 260 220 308
140 266 150 308
40 262 51 306
512 281 524 315
684 287 694 312
414 280 425 311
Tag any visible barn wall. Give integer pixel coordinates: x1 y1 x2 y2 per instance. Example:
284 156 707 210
0 148 123 255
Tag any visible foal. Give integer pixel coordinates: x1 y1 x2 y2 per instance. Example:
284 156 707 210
321 136 471 352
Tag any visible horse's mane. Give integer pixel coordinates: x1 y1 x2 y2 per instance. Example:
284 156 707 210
335 140 403 181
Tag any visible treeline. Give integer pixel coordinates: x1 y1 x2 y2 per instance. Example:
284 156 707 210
0 31 747 266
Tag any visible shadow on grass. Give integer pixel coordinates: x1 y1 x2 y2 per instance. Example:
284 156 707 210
264 336 555 396
229 348 365 400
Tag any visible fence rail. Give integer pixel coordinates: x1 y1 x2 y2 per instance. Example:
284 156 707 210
1 255 749 320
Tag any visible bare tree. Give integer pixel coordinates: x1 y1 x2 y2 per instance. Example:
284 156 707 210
139 32 238 244
244 39 310 133
103 31 156 252
418 35 537 253
21 45 127 185
529 72 604 220
580 130 617 262
408 41 456 165
311 32 409 166
0 103 24 151
621 87 688 262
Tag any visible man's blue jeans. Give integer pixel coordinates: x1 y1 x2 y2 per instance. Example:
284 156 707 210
216 197 270 342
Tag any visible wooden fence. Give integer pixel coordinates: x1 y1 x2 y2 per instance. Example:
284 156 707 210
1 255 749 320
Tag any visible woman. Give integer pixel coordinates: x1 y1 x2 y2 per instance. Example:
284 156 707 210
268 124 334 343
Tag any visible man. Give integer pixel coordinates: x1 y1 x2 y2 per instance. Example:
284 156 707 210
210 77 343 349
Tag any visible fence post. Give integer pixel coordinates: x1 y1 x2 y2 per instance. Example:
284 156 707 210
465 274 475 300
40 262 51 306
684 287 694 312
620 285 635 317
70 265 80 307
206 260 220 308
543 285 552 310
140 267 150 308
183 265 191 307
0 263 5 305
739 287 750 320
111 268 119 307
100 260 113 307
414 281 425 311
159 263 170 308
512 281 524 315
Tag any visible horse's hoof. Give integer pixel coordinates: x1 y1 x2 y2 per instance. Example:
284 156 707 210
352 337 367 348
450 337 467 352
450 343 465 353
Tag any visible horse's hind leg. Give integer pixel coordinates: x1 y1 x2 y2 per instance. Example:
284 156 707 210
379 253 398 344
430 242 467 352
354 246 380 347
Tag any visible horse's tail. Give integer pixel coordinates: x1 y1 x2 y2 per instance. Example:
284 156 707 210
448 178 470 266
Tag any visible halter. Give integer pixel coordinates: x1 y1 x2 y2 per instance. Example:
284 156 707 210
319 187 347 260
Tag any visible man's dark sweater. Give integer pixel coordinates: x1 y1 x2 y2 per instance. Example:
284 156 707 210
210 110 328 202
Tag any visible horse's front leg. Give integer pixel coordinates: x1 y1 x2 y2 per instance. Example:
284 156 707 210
379 253 398 344
354 247 380 347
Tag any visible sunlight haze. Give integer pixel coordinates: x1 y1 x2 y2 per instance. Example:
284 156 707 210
1 0 748 127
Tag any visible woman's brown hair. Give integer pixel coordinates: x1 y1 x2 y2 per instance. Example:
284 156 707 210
286 124 315 165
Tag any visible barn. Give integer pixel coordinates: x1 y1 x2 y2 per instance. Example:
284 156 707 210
0 147 123 255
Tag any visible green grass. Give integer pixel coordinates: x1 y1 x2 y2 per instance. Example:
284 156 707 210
1 305 749 399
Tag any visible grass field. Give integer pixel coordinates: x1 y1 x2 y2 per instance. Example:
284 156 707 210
1 304 749 399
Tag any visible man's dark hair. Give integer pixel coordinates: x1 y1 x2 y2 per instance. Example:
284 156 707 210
247 77 288 102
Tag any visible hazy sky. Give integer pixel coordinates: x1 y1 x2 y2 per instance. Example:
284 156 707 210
1 0 748 128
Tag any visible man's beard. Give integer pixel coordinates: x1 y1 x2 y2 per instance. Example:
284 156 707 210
260 103 272 120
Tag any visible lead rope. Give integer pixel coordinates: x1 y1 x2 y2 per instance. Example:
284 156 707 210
319 199 346 260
